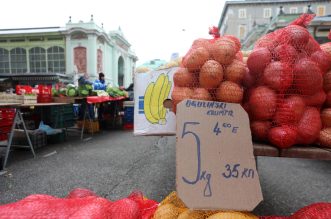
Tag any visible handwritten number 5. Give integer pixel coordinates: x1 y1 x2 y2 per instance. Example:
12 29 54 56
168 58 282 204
181 122 201 185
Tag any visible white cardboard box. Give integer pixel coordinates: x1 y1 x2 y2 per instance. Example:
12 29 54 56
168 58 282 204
134 67 177 136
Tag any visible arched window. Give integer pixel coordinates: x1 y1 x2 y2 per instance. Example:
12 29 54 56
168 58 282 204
47 46 65 73
0 48 9 73
10 48 27 73
118 56 124 86
74 47 86 73
97 49 103 73
29 47 46 73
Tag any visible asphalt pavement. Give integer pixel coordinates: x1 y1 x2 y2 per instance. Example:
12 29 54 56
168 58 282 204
0 130 330 217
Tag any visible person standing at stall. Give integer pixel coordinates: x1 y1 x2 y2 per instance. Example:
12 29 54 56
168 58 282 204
93 72 107 91
94 72 107 124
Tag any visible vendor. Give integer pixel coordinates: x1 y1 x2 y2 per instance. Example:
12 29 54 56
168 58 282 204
93 72 107 90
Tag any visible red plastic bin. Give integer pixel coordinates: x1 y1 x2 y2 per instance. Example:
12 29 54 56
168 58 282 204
123 123 134 130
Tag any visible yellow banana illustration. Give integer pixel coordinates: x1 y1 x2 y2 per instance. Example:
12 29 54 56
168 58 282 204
150 74 166 121
159 80 172 124
158 75 169 124
144 73 172 125
144 82 159 124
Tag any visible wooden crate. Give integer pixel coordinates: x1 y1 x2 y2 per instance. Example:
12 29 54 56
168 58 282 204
77 120 100 133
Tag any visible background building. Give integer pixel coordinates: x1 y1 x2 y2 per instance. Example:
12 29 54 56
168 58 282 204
218 0 331 49
0 16 137 88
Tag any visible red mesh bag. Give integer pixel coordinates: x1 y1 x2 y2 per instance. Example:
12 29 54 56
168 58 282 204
259 217 289 219
0 189 158 219
66 188 97 199
172 26 246 113
318 30 331 148
291 202 331 219
245 14 327 148
0 194 113 218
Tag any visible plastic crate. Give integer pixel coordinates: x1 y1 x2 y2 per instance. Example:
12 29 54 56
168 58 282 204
0 126 12 141
124 106 134 123
11 129 47 149
51 119 75 129
47 131 66 144
43 105 75 128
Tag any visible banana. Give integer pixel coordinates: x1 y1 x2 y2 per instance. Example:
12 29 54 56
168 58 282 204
158 75 169 122
144 82 159 124
150 74 166 121
159 78 172 124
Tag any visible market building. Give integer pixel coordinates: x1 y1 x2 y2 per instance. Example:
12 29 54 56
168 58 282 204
0 16 137 89
218 0 331 49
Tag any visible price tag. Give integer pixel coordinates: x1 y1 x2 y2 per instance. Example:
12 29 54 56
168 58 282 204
176 99 263 211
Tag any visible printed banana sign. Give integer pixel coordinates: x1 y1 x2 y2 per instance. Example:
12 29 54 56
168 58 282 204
144 73 172 125
134 67 177 136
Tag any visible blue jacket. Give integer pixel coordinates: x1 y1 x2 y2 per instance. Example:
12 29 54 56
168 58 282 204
93 79 106 90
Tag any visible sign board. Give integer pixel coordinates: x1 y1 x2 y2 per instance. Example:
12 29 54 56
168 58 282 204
134 67 177 136
176 99 263 211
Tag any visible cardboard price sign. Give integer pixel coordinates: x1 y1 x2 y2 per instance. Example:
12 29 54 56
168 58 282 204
176 99 263 211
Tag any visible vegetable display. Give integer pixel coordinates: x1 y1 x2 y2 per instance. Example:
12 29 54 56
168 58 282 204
244 14 328 148
171 30 246 113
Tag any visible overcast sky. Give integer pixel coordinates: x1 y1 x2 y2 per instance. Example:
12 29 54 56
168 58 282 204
0 0 225 65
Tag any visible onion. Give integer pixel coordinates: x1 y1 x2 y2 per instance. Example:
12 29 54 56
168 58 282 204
224 59 246 84
268 125 298 148
199 60 223 88
319 128 331 148
262 61 293 91
192 38 210 49
223 35 241 52
321 108 331 127
305 37 321 56
209 39 237 65
153 204 182 219
297 107 322 144
207 211 259 219
216 81 243 103
273 44 298 63
283 25 310 48
242 68 255 88
326 91 331 107
249 86 277 120
247 48 272 76
109 198 141 219
293 58 323 95
250 121 271 142
191 88 212 101
303 90 326 107
235 51 243 61
177 209 205 219
311 50 331 73
173 68 195 87
324 70 331 92
183 47 209 72
254 32 278 52
171 87 193 113
321 42 331 62
274 96 305 125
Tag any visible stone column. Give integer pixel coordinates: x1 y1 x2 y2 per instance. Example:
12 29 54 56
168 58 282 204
65 35 73 74
87 34 97 80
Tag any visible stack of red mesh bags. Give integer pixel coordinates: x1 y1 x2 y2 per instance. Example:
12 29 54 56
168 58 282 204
0 188 158 219
318 31 331 148
244 14 331 148
172 27 247 113
260 202 331 219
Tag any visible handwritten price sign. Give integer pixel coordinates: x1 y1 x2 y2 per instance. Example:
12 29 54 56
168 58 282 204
176 99 263 211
